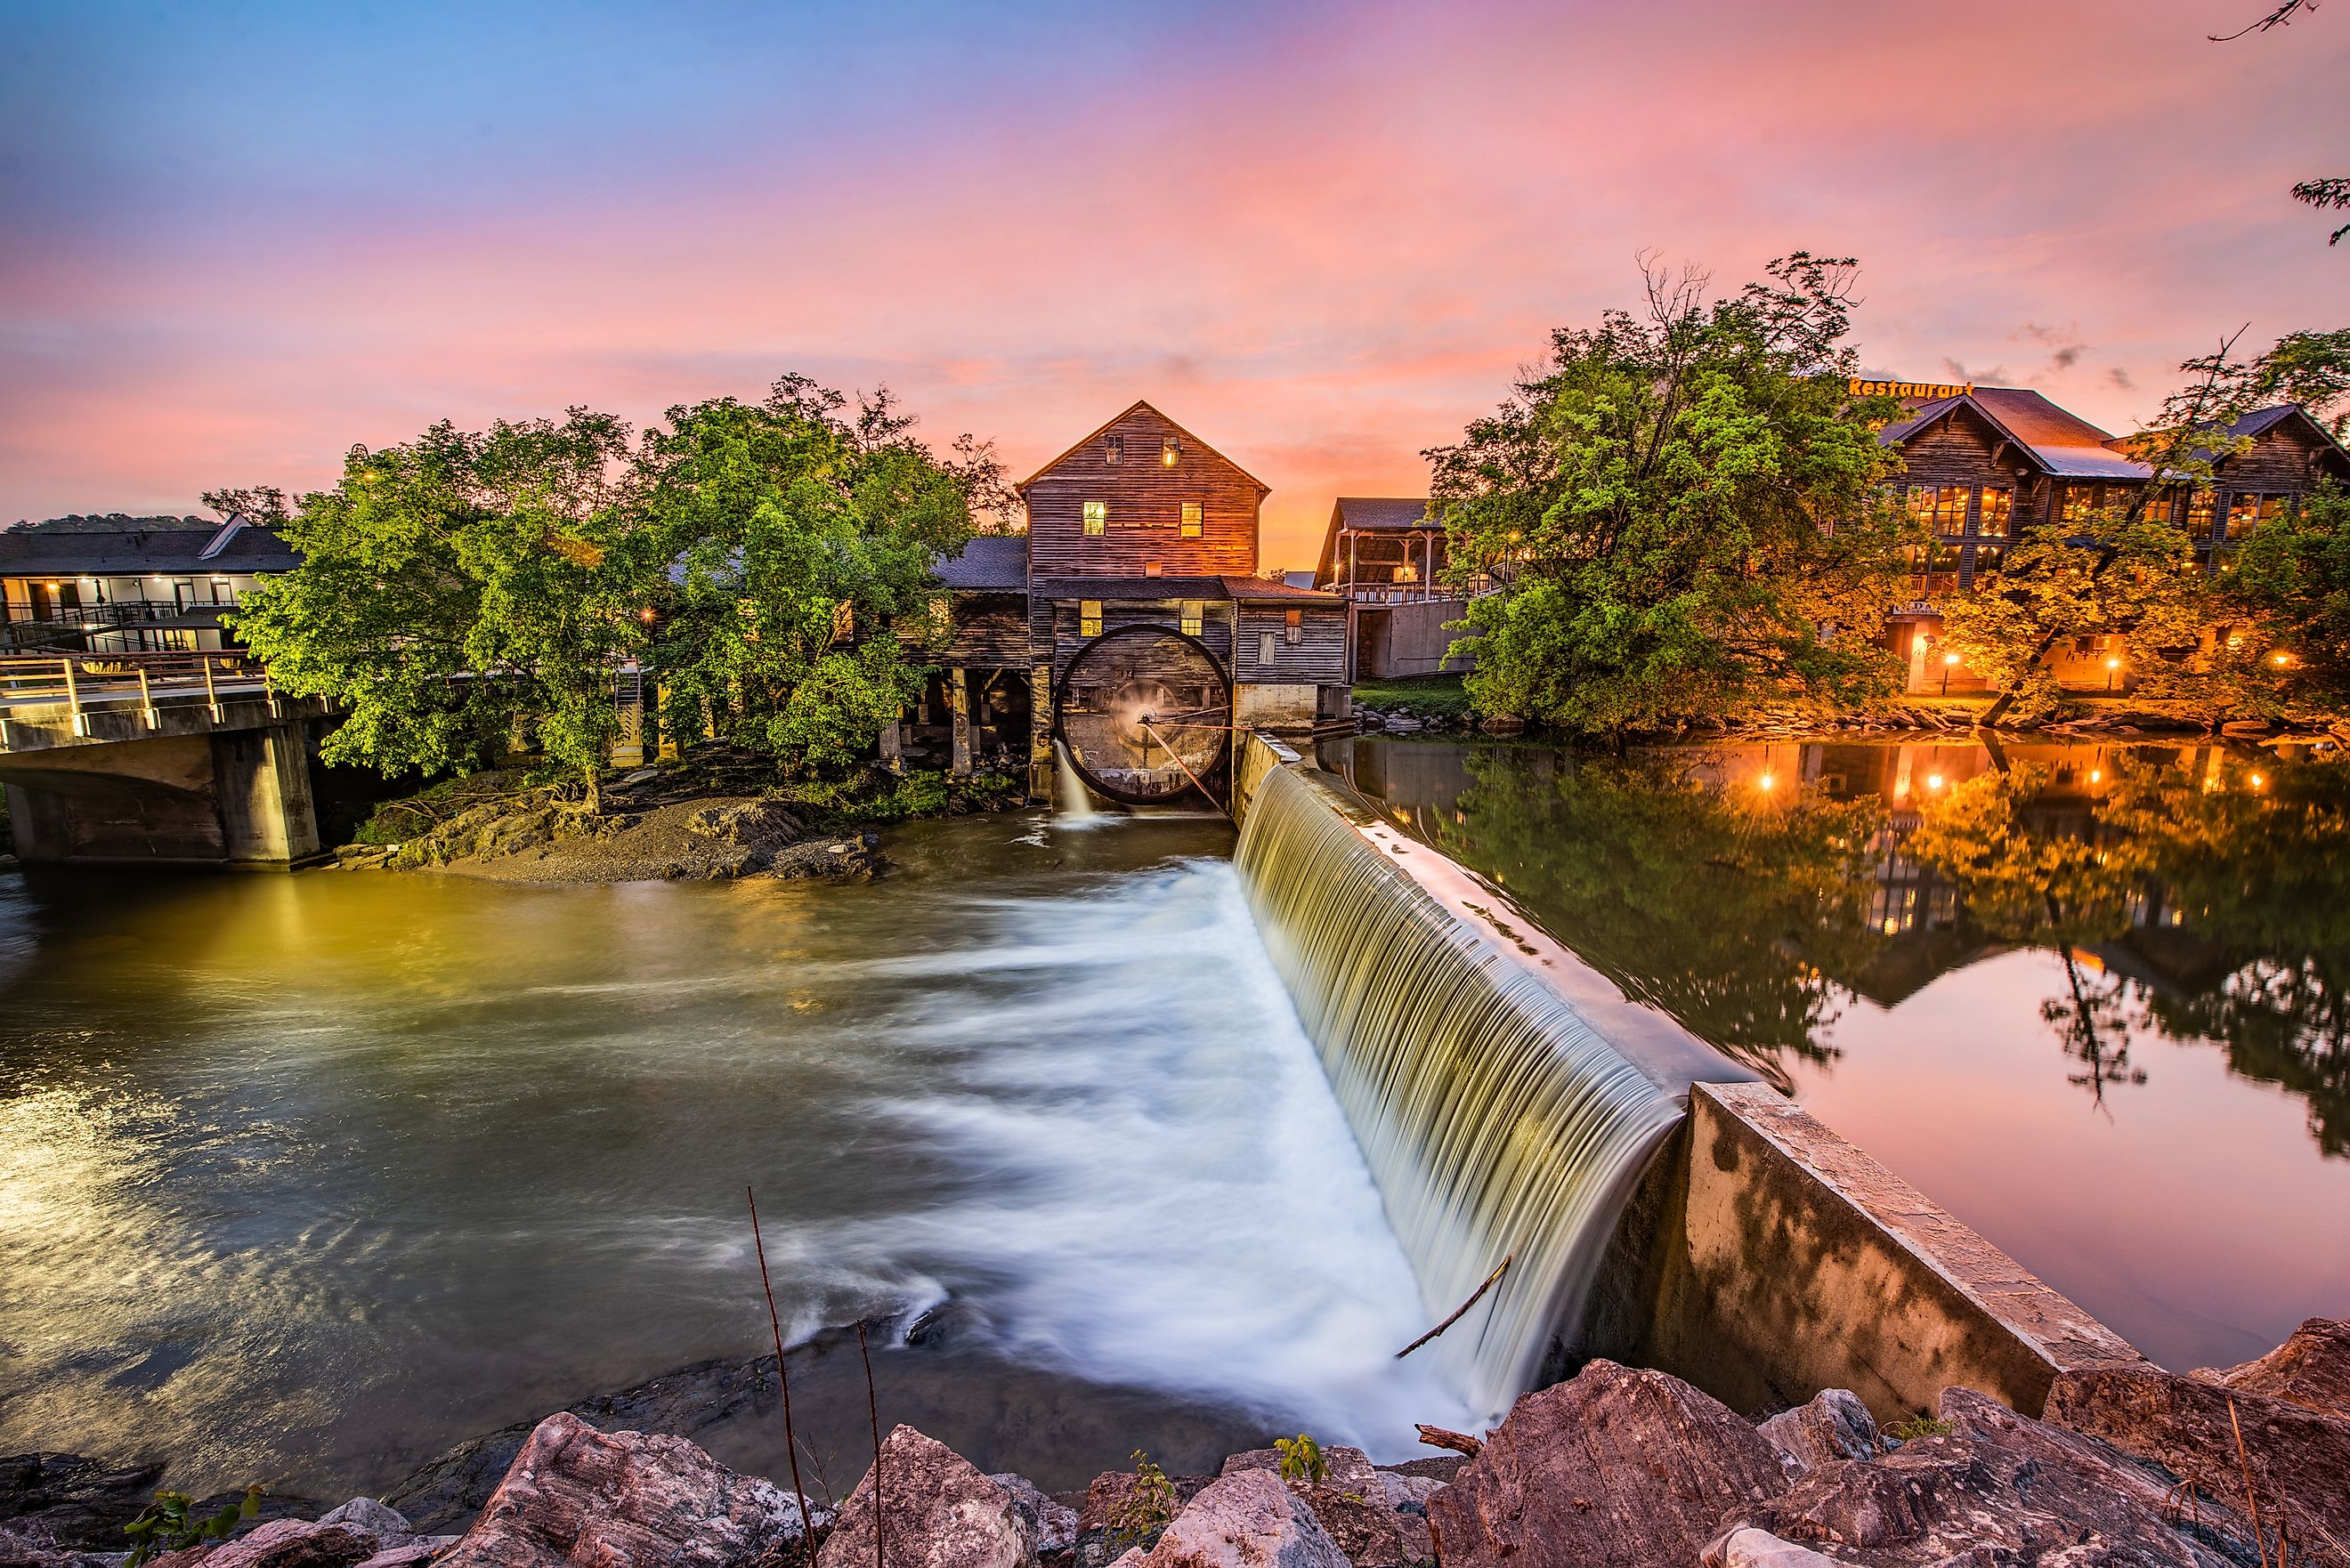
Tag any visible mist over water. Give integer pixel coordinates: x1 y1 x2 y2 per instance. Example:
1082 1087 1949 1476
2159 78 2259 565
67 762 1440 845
0 815 1471 1498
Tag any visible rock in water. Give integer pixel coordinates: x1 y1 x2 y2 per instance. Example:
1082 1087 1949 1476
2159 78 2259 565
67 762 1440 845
0 1452 166 1549
2193 1315 2350 1420
1757 1389 1880 1476
1130 1470 1347 1568
1424 1360 1789 1568
2046 1362 2350 1555
815 1425 1034 1568
437 1411 814 1568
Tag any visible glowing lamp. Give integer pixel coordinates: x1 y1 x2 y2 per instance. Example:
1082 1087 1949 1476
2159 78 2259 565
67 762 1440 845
2105 658 2121 670
1757 773 1776 791
1926 773 1944 789
2250 772 2265 788
1943 652 1959 666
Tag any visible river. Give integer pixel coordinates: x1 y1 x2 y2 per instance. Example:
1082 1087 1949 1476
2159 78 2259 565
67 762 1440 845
0 812 1471 1500
1325 732 2350 1377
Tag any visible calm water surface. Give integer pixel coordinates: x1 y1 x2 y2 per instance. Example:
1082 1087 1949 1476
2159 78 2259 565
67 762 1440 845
0 813 1470 1498
1325 734 2350 1374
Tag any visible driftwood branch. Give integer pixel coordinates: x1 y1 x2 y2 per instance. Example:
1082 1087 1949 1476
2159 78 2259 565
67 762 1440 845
748 1186 814 1548
1395 1253 1512 1359
1416 1424 1484 1458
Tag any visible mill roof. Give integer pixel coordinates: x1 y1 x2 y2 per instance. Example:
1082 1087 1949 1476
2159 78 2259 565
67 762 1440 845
1014 400 1271 497
1035 575 1231 601
1221 575 1343 604
1331 497 1436 531
932 534 1031 589
1877 387 2154 481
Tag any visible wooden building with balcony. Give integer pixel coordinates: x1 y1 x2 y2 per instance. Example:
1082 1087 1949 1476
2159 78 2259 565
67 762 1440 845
1870 382 2350 694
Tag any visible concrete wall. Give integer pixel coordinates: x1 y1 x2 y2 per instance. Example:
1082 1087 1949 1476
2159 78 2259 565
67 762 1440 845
1587 1081 2146 1420
1356 599 1474 679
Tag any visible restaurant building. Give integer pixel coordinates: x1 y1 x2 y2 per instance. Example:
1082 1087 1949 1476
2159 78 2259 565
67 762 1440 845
0 512 295 655
1867 379 2350 693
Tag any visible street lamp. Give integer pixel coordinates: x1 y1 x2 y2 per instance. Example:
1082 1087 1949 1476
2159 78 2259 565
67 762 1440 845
2104 656 2121 693
1941 651 1959 696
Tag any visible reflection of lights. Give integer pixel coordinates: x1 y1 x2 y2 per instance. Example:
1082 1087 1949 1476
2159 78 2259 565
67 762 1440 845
1757 774 1776 791
2089 769 2103 782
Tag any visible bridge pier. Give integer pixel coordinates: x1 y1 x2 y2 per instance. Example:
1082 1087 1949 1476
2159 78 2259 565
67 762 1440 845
1 674 330 867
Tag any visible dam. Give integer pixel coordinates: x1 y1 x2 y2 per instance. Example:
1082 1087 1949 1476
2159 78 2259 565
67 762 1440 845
1 731 2338 1504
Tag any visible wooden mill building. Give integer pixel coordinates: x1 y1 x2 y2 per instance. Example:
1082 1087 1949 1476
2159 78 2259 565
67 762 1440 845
914 400 1350 797
1871 381 2350 693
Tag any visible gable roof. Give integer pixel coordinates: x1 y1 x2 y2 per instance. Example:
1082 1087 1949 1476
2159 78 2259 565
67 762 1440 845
1331 497 1434 532
0 513 297 578
2208 404 2350 475
1015 400 1271 497
1878 386 2152 481
1221 575 1343 604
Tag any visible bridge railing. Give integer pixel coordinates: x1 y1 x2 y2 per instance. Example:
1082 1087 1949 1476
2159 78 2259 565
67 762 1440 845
0 652 280 735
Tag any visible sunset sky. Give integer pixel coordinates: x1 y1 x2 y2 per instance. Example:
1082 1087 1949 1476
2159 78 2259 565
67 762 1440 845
3 0 2343 567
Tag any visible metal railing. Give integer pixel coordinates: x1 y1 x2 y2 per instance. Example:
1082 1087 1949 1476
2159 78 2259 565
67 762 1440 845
0 652 279 735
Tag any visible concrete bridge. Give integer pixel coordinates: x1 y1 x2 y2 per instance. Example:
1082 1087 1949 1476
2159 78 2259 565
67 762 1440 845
0 653 330 866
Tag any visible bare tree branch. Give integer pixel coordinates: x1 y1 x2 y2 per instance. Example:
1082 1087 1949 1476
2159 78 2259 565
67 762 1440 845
2210 0 2317 41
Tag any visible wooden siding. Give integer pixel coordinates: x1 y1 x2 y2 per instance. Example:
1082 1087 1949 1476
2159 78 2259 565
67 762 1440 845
1024 405 1261 579
1047 598 1236 683
1236 605 1347 685
944 592 1032 667
2218 419 2348 497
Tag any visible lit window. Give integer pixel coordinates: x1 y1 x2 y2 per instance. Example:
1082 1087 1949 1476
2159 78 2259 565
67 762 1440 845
2061 484 2103 524
1179 600 1203 636
1080 599 1102 638
1907 485 1966 537
1106 436 1122 465
1180 501 1202 537
1258 631 1277 665
1284 608 1302 646
1083 500 1106 536
2186 489 2217 538
1162 436 1180 466
1976 488 2012 539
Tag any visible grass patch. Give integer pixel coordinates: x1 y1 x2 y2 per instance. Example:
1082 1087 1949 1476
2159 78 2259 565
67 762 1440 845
1355 673 1474 718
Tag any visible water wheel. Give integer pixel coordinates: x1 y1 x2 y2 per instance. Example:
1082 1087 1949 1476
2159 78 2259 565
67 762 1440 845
1054 624 1232 805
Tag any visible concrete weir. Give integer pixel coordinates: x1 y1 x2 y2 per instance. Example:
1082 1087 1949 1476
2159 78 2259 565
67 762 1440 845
1229 733 2148 1424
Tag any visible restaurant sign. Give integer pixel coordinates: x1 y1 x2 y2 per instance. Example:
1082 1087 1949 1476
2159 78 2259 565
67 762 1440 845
1849 377 1973 400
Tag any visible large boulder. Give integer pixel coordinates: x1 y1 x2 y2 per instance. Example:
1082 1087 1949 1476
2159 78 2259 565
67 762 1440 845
437 1411 816 1568
1130 1470 1347 1568
1424 1360 1789 1568
2046 1362 2350 1555
150 1519 378 1568
989 1475 1078 1559
0 1452 166 1549
814 1425 1034 1568
1215 1449 1403 1567
2194 1316 2350 1420
1757 1391 1879 1477
0 1521 119 1567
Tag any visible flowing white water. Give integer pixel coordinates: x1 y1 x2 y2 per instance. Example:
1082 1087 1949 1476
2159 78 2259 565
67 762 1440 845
1235 764 1692 1418
1054 740 1103 825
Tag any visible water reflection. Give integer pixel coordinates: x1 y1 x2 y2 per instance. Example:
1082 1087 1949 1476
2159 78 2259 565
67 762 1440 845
1325 735 2350 1370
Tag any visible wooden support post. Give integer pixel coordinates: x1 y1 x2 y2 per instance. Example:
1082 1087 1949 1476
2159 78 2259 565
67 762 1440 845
1028 663 1053 801
62 658 86 736
949 667 972 777
203 656 223 723
879 719 904 774
136 666 157 728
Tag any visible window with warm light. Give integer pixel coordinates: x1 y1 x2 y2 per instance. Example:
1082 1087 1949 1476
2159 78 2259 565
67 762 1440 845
2186 488 2217 539
1179 601 1203 636
2226 493 2290 540
1976 487 2012 537
1106 436 1122 465
1082 501 1106 536
2061 483 2103 523
1080 600 1102 638
1180 501 1202 537
1162 436 1180 466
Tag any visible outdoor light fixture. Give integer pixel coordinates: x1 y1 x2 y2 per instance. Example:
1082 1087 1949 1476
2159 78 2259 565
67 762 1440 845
2090 769 2103 783
2250 772 2265 788
2273 652 2293 667
1941 650 1959 695
1927 773 1945 789
2105 656 2121 692
1757 773 1776 791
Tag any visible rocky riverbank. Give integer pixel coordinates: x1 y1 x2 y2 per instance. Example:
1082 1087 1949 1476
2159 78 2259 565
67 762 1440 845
7 1318 2344 1567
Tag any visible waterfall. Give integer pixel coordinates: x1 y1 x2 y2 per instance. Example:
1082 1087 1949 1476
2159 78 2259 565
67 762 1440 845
1235 762 1712 1418
1054 741 1102 825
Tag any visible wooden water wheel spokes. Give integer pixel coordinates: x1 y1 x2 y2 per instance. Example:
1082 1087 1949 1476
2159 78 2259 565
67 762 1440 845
1054 623 1233 806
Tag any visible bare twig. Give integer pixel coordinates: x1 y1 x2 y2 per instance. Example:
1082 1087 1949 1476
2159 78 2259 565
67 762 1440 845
1416 1424 1484 1458
2211 0 2315 40
1396 1253 1513 1359
748 1185 814 1549
857 1320 883 1568
2228 1396 2271 1568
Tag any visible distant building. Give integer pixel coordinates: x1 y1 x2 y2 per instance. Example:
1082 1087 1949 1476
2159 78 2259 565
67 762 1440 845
1309 497 1481 681
1869 382 2350 693
924 400 1350 796
0 513 296 654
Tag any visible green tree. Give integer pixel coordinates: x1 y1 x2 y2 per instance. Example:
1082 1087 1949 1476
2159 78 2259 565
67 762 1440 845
642 376 1002 776
2230 483 2350 712
227 410 654 808
1427 254 1912 735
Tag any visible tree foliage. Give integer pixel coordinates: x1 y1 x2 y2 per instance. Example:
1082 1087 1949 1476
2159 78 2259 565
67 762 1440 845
1428 254 1912 733
229 410 654 805
642 376 999 772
